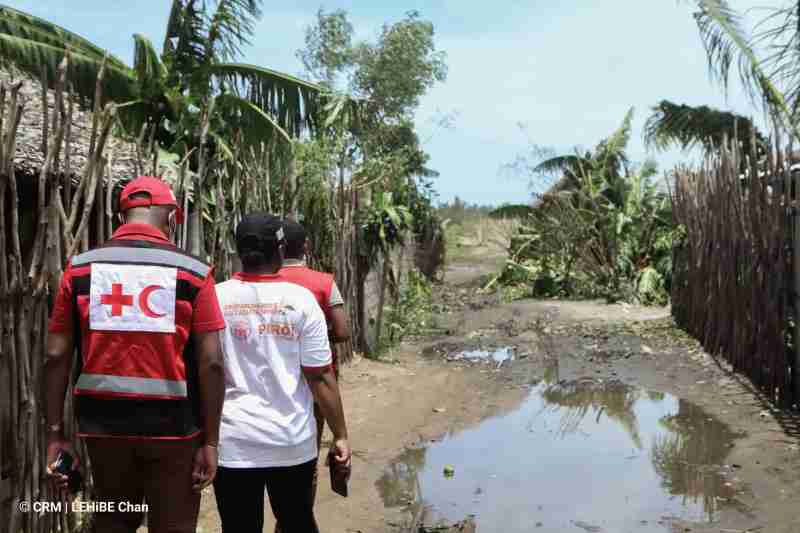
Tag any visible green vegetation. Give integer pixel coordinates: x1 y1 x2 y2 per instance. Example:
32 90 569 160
643 100 766 158
491 110 676 305
377 269 436 352
689 1 800 145
0 2 448 357
0 2 319 152
296 8 447 353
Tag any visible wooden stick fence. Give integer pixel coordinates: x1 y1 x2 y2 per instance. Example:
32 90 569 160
671 132 795 406
0 55 368 532
0 54 120 533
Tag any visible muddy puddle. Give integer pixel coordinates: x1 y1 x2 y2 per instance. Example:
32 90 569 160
450 347 515 364
377 373 745 532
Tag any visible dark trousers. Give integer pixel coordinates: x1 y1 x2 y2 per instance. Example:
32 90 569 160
214 459 319 533
274 362 339 533
85 437 200 533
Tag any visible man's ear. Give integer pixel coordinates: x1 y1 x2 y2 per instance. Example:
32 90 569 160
166 210 177 240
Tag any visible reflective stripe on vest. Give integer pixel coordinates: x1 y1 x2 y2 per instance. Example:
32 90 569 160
72 246 210 278
76 373 188 398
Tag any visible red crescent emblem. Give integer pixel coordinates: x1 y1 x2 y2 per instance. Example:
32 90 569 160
139 285 167 318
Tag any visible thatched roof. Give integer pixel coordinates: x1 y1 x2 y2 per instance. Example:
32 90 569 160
1 70 139 182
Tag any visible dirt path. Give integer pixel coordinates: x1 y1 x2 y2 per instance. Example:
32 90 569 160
191 245 800 532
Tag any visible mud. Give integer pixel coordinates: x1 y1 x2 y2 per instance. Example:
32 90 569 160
181 245 800 533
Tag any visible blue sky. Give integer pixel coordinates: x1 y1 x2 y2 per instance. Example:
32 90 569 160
7 0 771 206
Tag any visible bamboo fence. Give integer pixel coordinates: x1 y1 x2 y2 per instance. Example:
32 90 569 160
0 54 376 531
0 55 122 533
671 131 796 406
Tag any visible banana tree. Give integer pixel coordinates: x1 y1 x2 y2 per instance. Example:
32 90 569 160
359 190 413 351
0 1 325 257
533 108 635 210
0 1 321 150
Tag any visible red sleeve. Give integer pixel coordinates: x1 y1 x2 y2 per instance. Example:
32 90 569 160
192 270 225 333
48 264 73 333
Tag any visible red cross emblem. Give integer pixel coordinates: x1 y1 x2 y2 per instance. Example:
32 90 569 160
100 283 134 316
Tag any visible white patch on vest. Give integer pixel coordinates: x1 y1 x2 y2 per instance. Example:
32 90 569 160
89 263 177 333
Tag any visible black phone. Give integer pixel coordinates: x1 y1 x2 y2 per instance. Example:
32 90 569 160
53 451 83 493
328 454 349 498
52 450 73 476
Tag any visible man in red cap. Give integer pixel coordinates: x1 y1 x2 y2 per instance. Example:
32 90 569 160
45 176 226 533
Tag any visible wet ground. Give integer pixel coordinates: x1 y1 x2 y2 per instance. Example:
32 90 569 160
189 242 800 532
378 367 748 532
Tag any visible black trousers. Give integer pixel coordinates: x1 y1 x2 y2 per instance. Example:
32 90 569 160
214 459 319 533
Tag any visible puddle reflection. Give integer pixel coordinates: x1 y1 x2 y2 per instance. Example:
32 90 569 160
377 378 744 532
449 347 515 363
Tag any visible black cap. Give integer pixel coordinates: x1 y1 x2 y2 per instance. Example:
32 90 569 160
283 220 306 244
282 220 307 258
235 212 285 254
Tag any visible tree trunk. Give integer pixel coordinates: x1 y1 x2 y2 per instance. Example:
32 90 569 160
189 99 214 259
373 253 390 350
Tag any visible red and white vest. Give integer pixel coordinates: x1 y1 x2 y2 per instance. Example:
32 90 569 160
68 239 210 438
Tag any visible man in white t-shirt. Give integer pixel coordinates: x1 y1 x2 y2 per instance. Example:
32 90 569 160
214 213 351 533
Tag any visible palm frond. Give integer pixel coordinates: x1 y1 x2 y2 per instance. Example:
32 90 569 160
318 90 366 138
604 107 634 153
0 4 127 69
597 107 634 173
215 92 291 145
694 0 800 141
133 34 166 90
694 0 759 100
751 3 800 112
163 0 185 56
0 33 136 103
209 62 321 137
531 155 582 176
162 0 206 87
643 99 766 154
205 0 261 63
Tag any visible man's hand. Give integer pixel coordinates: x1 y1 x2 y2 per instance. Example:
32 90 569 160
192 445 218 492
328 438 352 481
44 328 75 493
305 366 350 483
45 436 79 492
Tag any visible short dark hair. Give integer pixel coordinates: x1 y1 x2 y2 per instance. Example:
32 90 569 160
283 220 306 260
235 213 284 270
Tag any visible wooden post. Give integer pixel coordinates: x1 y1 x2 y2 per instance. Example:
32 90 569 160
374 253 389 350
794 171 800 405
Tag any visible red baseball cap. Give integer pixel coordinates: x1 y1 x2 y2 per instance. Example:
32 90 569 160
119 176 184 224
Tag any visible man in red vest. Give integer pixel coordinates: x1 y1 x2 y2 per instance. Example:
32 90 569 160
279 221 350 374
44 176 226 533
278 220 350 516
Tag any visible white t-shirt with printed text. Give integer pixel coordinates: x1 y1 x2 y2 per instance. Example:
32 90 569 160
215 273 332 468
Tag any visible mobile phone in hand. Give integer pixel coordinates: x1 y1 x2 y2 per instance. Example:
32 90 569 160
328 454 348 497
52 450 74 476
53 451 83 493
